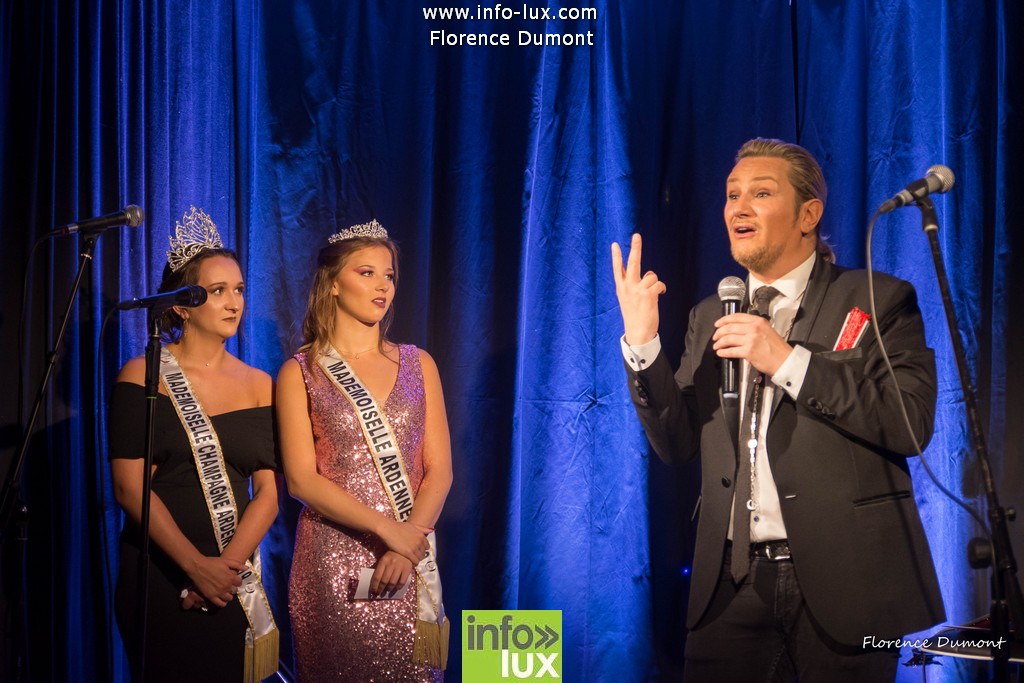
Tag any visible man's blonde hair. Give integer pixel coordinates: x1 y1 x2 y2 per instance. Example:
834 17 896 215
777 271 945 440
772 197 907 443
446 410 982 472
736 137 834 263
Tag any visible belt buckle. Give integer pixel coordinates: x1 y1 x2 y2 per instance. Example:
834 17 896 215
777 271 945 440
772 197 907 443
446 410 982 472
765 541 790 561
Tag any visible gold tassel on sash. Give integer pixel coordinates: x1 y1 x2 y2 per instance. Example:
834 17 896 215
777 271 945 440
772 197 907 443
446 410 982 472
161 351 279 683
412 616 450 670
243 628 280 682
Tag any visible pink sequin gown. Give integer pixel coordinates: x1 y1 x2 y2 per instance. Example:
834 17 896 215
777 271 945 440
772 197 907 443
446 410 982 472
289 345 443 682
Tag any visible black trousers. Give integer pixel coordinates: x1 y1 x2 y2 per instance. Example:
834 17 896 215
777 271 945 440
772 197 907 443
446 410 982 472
682 551 900 683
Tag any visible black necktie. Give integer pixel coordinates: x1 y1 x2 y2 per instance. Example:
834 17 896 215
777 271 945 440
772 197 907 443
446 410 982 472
730 285 781 583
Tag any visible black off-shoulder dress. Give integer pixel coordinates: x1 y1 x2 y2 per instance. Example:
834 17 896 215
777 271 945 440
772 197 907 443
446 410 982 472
108 382 277 682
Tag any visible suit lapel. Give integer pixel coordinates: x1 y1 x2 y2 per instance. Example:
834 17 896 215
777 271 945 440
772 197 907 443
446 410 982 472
770 255 831 418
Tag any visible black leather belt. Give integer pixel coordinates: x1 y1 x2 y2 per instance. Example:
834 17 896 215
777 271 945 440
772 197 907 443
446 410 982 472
750 539 791 561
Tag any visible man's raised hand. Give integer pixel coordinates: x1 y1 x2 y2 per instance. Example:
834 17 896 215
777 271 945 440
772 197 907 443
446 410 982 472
611 233 666 346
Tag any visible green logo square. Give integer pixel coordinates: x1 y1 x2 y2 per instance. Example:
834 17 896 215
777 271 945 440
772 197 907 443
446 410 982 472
462 610 562 681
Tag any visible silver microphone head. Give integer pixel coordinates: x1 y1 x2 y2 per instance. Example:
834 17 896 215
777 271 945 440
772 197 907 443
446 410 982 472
926 165 955 194
718 276 745 303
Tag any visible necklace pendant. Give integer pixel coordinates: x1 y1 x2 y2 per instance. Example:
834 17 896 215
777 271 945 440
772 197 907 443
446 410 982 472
746 499 755 511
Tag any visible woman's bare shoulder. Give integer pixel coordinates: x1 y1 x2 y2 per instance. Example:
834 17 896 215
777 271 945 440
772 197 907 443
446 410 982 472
116 356 147 385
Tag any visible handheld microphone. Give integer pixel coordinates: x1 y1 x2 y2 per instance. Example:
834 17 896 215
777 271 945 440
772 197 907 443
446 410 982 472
878 166 955 214
117 285 208 311
51 205 145 237
718 276 746 399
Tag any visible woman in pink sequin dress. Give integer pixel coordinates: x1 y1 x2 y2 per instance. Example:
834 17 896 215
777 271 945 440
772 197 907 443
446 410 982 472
277 221 452 682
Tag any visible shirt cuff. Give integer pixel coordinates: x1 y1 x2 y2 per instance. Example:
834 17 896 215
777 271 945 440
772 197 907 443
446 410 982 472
621 334 662 372
771 344 810 399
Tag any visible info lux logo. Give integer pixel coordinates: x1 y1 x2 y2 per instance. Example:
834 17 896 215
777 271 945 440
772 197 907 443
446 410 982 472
462 610 562 680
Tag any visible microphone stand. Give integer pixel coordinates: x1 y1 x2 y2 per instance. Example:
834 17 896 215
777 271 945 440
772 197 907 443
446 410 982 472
917 196 1024 681
134 311 163 682
0 233 99 683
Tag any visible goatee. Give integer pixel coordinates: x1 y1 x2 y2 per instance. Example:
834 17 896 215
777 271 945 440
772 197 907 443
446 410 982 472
731 242 785 275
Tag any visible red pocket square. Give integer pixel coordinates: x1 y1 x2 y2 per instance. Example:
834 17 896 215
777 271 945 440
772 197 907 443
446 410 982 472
834 307 870 351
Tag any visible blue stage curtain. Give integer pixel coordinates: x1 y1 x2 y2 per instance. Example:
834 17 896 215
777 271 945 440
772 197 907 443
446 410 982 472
0 1 1020 681
795 3 1020 679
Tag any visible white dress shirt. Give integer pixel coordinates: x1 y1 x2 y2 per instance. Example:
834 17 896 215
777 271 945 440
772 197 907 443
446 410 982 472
621 252 817 542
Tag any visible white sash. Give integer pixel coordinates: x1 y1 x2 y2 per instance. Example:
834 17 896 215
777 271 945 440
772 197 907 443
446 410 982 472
317 345 449 669
159 348 279 682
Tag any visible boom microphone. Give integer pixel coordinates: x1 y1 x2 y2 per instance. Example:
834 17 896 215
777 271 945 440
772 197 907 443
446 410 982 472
52 205 145 237
117 285 208 311
878 166 955 214
718 276 746 399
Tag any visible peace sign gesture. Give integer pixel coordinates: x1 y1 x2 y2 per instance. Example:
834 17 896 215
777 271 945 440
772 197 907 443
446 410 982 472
610 233 666 346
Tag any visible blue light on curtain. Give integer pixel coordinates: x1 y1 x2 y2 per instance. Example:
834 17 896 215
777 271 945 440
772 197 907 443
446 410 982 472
0 2 1019 682
797 3 1017 678
511 20 654 676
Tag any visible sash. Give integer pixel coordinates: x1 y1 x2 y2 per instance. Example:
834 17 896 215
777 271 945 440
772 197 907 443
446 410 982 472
317 345 449 670
159 348 279 682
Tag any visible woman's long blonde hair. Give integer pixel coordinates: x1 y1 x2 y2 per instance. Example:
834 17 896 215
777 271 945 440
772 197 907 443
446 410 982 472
300 235 400 360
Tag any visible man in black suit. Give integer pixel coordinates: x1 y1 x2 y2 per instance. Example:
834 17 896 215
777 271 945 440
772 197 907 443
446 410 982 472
611 138 945 680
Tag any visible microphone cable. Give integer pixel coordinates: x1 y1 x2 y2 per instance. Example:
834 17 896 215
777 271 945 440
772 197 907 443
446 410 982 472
864 210 988 534
94 303 124 675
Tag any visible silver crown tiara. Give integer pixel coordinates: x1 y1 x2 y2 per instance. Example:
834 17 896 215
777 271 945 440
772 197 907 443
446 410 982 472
328 219 389 244
167 206 224 272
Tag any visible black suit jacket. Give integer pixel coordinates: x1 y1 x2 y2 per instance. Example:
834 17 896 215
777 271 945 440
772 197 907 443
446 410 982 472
628 255 946 646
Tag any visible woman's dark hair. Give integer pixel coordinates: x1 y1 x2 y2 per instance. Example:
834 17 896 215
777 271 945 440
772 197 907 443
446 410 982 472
156 247 239 342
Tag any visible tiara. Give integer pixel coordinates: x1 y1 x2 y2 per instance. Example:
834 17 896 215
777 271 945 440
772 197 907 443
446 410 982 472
167 206 224 272
328 219 389 244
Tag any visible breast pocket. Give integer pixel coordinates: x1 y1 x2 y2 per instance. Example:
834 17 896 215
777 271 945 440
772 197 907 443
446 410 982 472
819 348 864 362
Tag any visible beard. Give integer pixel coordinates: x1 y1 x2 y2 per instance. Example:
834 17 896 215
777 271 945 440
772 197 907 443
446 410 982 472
731 240 786 275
